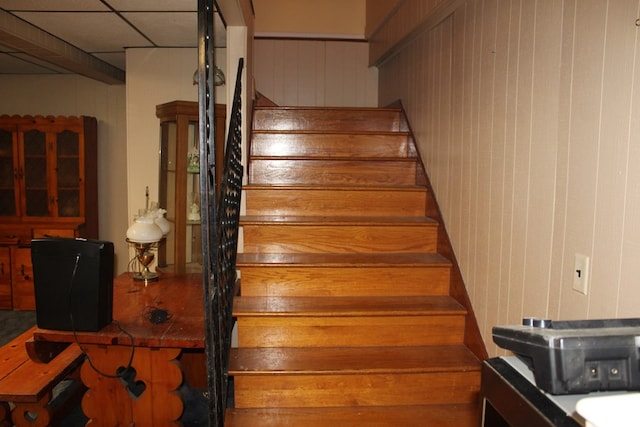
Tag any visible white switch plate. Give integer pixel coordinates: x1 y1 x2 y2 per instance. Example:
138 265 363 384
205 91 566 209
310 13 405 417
573 253 590 295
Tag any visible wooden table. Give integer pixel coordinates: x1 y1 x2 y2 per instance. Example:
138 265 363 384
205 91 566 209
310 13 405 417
32 272 205 426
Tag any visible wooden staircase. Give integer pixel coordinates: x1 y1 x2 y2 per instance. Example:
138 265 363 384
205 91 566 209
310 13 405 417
225 106 485 426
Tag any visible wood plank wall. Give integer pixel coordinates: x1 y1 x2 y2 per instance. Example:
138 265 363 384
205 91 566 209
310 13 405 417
254 39 378 107
376 0 640 356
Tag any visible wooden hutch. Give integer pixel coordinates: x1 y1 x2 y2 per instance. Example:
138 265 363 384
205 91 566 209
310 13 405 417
0 115 98 310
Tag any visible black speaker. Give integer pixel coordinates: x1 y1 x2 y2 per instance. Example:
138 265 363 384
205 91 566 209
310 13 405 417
31 237 114 332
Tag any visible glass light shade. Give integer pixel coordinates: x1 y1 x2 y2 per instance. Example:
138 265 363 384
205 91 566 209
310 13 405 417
154 209 171 235
126 217 164 243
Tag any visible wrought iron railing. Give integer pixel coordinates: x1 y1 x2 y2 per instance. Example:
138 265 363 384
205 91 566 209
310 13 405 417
198 1 244 424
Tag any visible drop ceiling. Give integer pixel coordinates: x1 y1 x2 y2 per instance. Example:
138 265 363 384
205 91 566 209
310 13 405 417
0 0 226 84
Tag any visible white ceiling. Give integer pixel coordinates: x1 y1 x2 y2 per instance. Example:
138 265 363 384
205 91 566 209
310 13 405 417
0 0 226 84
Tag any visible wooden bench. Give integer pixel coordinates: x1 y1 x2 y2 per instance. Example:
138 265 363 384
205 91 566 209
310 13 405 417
0 326 85 427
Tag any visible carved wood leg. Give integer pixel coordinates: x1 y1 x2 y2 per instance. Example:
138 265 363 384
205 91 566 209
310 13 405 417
11 392 52 427
80 344 184 427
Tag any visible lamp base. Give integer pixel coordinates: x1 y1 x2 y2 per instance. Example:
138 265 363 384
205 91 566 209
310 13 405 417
133 269 159 284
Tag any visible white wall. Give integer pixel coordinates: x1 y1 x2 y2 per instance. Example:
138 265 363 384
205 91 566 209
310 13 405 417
0 75 129 274
125 48 227 227
377 0 640 356
254 39 378 107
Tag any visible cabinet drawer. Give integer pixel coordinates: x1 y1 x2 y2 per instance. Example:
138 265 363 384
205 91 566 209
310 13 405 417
32 228 77 239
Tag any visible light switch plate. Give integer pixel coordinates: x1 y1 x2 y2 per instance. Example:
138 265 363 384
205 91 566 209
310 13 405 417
573 253 590 295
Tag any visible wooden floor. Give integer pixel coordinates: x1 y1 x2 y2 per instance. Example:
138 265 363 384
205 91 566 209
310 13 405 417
226 106 484 426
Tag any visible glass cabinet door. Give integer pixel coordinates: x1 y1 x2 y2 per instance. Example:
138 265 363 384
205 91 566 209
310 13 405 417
55 129 82 217
156 101 223 273
159 121 177 267
185 120 202 267
157 101 202 273
0 128 17 217
21 129 48 217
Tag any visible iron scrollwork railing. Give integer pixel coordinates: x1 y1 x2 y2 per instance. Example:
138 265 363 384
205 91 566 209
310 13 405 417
198 0 244 424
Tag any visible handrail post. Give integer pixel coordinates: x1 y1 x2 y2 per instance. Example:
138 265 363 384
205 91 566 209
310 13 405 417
198 0 244 418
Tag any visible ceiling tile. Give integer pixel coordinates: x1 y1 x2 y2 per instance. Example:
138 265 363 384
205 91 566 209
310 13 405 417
123 12 197 47
0 0 108 11
12 11 153 51
105 0 196 12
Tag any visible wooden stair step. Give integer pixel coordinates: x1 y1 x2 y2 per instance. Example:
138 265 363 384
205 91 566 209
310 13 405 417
237 252 451 267
234 296 467 347
248 157 418 186
225 404 480 427
233 295 466 317
251 130 413 158
241 216 438 254
229 345 480 375
244 185 428 217
237 252 452 297
230 346 481 408
241 215 438 226
233 372 479 408
253 107 402 132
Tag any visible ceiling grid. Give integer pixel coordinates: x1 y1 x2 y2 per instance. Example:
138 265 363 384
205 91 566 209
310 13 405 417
0 0 226 84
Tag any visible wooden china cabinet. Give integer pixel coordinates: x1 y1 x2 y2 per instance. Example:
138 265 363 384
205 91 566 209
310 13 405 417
0 115 98 309
156 101 225 274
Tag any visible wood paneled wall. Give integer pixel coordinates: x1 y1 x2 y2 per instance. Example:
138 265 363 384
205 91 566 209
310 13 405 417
377 0 640 356
254 39 378 107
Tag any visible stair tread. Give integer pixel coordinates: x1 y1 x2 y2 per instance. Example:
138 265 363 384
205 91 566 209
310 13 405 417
250 131 413 159
229 345 480 374
241 215 438 226
225 404 480 427
250 156 416 162
252 129 409 136
237 252 451 267
244 184 427 191
254 106 403 112
233 295 466 317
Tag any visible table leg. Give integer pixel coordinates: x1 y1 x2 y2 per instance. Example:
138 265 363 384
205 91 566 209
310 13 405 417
80 344 184 426
0 402 11 427
11 392 52 427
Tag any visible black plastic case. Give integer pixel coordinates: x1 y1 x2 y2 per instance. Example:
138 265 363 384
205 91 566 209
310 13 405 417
493 318 640 394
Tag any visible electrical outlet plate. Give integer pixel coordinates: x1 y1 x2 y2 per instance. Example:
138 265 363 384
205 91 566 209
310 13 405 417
573 253 590 295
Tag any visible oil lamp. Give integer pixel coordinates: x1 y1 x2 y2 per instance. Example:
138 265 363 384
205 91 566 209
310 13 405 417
126 189 171 284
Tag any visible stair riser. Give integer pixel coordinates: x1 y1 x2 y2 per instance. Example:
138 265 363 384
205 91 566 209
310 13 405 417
238 266 451 297
244 188 427 217
233 372 480 408
253 108 402 132
236 316 465 347
242 224 437 254
225 405 480 426
249 159 417 186
251 132 411 158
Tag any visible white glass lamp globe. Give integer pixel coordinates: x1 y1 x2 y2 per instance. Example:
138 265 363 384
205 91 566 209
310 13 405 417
154 209 171 236
126 216 163 243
